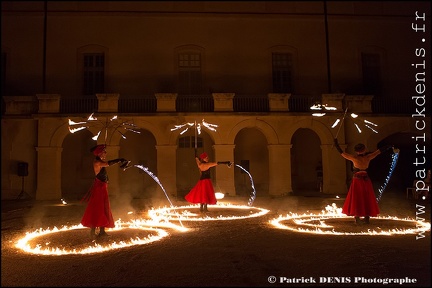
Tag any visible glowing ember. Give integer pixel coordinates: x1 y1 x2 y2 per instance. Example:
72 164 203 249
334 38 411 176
134 165 173 207
234 164 256 206
269 203 431 236
376 149 400 202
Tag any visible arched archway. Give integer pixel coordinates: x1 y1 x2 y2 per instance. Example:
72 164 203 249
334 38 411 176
119 129 157 200
61 130 95 201
234 127 269 196
291 128 322 194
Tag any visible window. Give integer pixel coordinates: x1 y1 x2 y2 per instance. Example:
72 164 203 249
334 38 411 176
361 52 381 95
177 49 203 95
83 53 105 95
178 136 203 148
272 53 293 93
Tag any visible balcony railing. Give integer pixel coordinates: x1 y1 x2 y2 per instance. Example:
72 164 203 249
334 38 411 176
60 98 98 114
233 95 269 112
3 93 427 116
118 96 157 113
176 95 214 112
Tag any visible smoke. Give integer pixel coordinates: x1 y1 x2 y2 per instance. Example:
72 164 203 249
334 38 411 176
23 200 85 229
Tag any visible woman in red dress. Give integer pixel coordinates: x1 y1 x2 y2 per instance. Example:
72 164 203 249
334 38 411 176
334 139 392 224
185 152 231 212
81 144 126 238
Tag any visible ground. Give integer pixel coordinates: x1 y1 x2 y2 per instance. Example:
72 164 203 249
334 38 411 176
1 191 430 287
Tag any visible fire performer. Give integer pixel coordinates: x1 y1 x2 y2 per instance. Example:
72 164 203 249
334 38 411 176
334 138 393 224
185 152 232 212
81 144 128 238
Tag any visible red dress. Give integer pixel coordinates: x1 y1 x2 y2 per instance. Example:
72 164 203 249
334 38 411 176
185 170 217 205
81 171 115 228
342 171 380 217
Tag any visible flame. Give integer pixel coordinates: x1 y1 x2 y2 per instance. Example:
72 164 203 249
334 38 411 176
149 203 269 222
312 113 326 117
269 203 431 236
69 126 87 133
331 119 340 128
13 203 269 256
171 120 218 134
92 131 101 141
310 104 336 115
68 114 140 142
68 119 87 125
354 123 362 133
87 113 97 121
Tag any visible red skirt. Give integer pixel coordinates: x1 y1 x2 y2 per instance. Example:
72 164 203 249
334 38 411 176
81 178 115 228
185 179 217 205
342 173 380 217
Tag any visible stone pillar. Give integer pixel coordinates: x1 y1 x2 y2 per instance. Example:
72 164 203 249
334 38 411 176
268 144 292 196
344 95 374 113
268 93 290 112
155 93 177 112
156 145 177 197
321 143 347 194
213 144 236 196
96 93 119 112
321 93 345 111
37 94 61 113
105 145 121 198
36 146 62 200
212 93 234 112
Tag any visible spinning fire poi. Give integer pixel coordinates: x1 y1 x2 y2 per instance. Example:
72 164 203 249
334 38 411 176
170 119 258 206
311 104 400 223
69 113 141 144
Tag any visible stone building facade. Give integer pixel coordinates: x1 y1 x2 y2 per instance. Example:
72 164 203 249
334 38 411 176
1 1 430 201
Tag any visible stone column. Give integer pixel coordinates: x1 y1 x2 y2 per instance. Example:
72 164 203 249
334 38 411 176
156 145 177 197
155 93 177 112
321 143 347 194
36 146 62 200
268 93 290 111
96 93 119 113
212 93 234 112
213 144 236 196
268 144 292 196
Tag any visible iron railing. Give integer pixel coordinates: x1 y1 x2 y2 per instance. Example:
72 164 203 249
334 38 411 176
7 94 424 115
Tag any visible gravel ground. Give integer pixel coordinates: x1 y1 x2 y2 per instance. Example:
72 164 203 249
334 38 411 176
1 192 430 287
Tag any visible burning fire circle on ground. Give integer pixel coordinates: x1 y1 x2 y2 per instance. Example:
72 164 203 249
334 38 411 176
269 204 431 236
13 204 429 256
13 204 270 256
148 203 270 221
